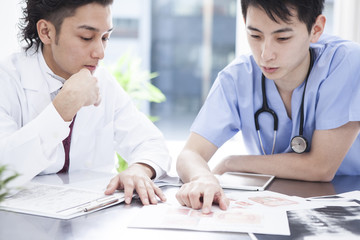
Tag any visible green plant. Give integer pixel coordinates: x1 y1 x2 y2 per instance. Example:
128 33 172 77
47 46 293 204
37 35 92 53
0 166 19 203
106 53 166 172
108 52 166 122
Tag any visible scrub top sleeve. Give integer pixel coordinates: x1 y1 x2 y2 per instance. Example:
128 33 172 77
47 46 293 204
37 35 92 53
315 44 360 130
350 75 360 120
349 50 360 120
191 71 241 147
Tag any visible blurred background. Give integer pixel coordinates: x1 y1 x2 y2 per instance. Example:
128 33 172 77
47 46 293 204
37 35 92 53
1 0 359 173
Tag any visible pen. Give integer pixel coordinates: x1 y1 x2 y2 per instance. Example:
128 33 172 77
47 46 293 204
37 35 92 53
57 195 122 216
83 196 119 212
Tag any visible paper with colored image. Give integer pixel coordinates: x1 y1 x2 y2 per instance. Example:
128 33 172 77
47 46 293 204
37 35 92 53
224 190 321 212
129 203 290 235
128 191 299 235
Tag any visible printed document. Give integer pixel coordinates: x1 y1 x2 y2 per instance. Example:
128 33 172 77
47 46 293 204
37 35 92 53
0 181 124 219
128 190 318 235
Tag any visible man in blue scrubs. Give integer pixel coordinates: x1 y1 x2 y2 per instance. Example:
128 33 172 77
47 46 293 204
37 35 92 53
176 0 360 213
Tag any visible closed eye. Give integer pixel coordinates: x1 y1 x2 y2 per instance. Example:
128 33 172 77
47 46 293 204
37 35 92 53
81 37 92 41
277 37 291 41
250 35 261 40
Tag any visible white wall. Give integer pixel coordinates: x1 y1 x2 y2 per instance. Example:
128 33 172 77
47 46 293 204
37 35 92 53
0 2 22 57
235 0 249 56
333 0 360 43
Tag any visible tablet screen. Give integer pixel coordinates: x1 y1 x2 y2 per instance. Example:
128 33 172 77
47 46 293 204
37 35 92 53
216 172 275 191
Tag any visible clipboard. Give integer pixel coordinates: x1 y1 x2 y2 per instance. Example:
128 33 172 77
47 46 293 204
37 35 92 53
0 182 125 219
216 172 275 191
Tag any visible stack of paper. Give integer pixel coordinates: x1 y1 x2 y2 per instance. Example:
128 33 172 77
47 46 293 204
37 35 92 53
0 182 124 219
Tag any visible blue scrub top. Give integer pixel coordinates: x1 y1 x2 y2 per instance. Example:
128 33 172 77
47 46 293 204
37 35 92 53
191 35 360 175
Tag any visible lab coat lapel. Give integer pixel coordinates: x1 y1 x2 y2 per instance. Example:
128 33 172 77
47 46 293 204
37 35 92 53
18 52 52 121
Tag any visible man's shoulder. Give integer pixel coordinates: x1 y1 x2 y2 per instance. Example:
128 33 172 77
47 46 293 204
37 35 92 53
0 50 36 73
312 34 360 69
0 50 42 93
313 34 360 54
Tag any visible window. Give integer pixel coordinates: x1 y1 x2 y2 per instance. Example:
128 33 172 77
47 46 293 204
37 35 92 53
151 0 237 139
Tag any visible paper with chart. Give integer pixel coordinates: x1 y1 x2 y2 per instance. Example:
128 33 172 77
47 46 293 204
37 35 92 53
128 190 321 235
0 181 124 219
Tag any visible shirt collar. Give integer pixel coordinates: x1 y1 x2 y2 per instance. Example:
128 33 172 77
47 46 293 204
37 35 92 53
37 47 65 94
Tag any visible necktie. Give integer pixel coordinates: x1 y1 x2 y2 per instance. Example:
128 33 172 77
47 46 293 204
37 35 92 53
58 115 76 173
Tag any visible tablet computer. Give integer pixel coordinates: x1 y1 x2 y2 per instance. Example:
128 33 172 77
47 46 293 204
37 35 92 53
216 172 275 191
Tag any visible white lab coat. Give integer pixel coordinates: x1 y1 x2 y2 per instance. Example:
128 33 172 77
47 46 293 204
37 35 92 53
0 50 171 187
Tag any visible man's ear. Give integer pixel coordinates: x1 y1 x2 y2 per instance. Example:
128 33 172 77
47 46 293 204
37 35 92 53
37 19 56 45
310 15 326 43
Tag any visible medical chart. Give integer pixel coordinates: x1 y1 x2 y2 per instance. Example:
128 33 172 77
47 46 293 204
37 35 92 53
129 190 323 235
0 181 124 219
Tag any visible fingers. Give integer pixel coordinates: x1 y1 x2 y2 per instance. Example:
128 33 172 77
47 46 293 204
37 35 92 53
78 68 101 107
153 184 167 202
176 183 209 211
107 170 166 206
123 180 135 204
214 191 229 211
132 178 166 205
176 179 228 214
87 77 100 107
79 68 92 75
93 93 102 107
135 180 153 205
202 190 215 214
64 69 100 107
103 174 134 204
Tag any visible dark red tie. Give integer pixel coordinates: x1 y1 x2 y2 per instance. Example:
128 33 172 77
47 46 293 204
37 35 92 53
58 116 76 173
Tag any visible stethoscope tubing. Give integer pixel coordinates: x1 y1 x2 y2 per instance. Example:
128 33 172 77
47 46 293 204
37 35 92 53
255 49 314 155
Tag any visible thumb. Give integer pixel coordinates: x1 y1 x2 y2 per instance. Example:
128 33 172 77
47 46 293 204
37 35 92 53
79 68 91 74
104 175 121 195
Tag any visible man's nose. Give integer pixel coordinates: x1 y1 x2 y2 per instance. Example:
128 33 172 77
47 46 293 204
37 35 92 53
91 40 105 60
261 40 275 62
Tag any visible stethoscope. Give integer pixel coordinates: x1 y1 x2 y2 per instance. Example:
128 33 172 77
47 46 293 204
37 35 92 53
254 49 314 155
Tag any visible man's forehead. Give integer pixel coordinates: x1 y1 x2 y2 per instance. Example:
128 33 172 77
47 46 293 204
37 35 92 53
69 3 112 21
61 5 113 33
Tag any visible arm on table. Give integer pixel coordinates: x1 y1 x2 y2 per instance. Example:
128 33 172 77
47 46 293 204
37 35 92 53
176 132 229 214
213 121 360 182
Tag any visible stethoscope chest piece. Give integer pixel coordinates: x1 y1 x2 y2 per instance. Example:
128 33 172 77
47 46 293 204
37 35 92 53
290 135 307 154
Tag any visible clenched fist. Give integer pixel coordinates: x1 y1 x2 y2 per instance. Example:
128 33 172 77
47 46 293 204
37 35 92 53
53 68 102 121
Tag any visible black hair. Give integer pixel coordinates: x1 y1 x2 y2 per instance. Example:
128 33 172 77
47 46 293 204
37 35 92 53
241 0 325 33
19 0 113 52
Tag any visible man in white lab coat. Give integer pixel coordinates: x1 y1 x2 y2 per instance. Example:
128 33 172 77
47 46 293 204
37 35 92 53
0 0 171 205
